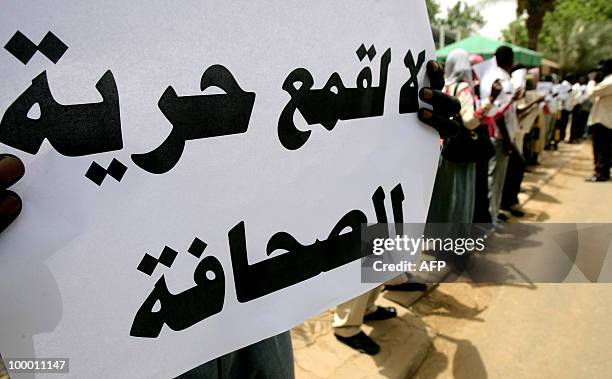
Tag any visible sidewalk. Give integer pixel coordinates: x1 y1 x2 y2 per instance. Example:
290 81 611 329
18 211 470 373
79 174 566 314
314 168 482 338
414 141 612 378
517 142 584 209
291 142 591 379
292 301 434 379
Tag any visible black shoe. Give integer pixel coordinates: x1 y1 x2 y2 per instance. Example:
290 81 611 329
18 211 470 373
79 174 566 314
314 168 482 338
501 207 525 217
497 213 509 222
585 176 609 182
334 331 380 355
384 282 428 292
363 306 397 321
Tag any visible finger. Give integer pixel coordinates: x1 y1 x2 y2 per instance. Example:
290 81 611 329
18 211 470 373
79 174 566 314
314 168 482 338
418 108 460 138
426 60 445 90
0 190 22 233
0 154 25 190
419 87 461 116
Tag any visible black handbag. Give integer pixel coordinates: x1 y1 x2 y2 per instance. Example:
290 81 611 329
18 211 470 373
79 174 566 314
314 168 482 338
441 84 495 163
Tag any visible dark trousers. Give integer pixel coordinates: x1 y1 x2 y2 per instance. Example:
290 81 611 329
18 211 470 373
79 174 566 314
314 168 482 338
473 157 492 223
555 109 571 142
570 106 588 141
591 123 612 179
501 143 526 210
523 126 540 165
176 332 295 379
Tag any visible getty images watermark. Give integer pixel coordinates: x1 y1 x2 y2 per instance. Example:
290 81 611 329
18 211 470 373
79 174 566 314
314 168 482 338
361 224 487 282
369 233 487 272
360 223 612 284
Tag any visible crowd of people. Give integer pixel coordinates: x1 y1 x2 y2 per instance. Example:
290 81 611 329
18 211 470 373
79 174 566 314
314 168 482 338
331 48 612 357
1 48 610 377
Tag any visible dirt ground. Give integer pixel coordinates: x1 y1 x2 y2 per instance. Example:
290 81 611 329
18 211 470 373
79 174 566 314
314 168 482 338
414 142 612 379
293 141 612 379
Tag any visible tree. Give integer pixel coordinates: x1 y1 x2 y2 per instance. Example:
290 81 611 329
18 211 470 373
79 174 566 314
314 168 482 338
441 1 485 39
426 0 441 25
553 21 612 74
538 0 612 74
516 0 555 51
483 0 555 50
500 0 612 74
501 18 529 47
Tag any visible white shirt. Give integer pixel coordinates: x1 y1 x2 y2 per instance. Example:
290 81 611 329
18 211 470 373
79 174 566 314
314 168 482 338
559 80 574 111
571 83 584 106
480 65 518 140
590 74 612 129
586 80 596 97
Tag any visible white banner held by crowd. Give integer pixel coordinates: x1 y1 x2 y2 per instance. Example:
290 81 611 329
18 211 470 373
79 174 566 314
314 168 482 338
536 81 554 95
0 1 438 377
511 68 527 92
473 57 496 82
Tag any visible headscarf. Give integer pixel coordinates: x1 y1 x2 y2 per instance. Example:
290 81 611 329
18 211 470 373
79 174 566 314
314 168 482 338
444 48 474 90
469 53 484 65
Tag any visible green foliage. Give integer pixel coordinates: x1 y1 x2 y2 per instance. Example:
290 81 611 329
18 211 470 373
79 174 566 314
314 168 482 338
441 1 485 39
552 21 612 74
426 0 441 24
426 0 484 37
517 0 556 17
501 18 529 47
516 0 555 50
510 0 612 73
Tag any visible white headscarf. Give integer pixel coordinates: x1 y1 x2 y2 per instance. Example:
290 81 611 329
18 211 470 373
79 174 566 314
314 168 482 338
444 48 474 90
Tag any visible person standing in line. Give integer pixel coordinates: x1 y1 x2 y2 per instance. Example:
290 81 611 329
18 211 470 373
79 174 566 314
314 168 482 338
333 60 465 356
427 48 500 225
581 72 600 138
472 66 495 225
553 76 574 146
479 46 518 225
569 76 589 143
586 59 612 182
500 79 545 219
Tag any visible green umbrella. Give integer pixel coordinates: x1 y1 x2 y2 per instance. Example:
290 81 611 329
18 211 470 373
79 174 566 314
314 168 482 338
436 35 542 67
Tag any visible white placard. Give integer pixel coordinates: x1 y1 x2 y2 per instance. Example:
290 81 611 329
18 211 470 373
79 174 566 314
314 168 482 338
0 1 438 378
536 81 553 95
511 68 527 92
473 57 496 82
